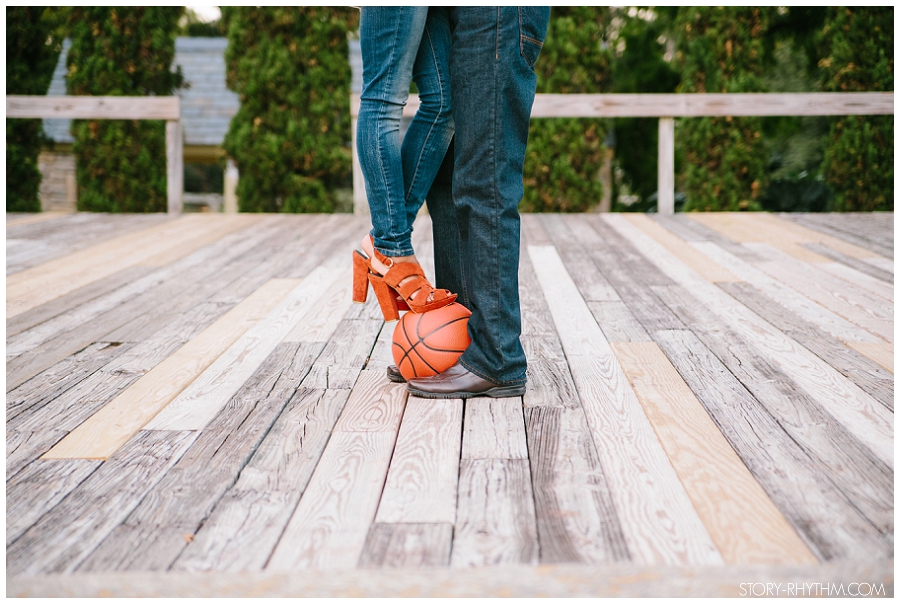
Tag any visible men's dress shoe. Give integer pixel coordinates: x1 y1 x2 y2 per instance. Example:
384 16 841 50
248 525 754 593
407 362 526 399
386 364 406 383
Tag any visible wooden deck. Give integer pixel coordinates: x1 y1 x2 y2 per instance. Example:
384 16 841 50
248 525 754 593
6 210 893 597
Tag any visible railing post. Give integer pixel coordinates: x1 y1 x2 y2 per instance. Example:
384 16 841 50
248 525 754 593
166 119 183 214
224 158 239 213
657 117 675 215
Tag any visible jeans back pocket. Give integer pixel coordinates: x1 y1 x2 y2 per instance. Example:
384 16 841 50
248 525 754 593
519 7 550 68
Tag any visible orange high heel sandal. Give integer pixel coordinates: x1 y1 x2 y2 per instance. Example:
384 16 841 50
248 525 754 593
352 239 456 321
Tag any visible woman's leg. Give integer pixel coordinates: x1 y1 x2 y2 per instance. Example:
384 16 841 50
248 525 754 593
357 6 428 258
401 7 454 228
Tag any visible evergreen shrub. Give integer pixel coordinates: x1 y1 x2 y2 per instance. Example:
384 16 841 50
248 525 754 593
7 7 65 212
819 7 893 212
521 7 612 212
675 7 770 211
221 7 357 213
67 7 184 212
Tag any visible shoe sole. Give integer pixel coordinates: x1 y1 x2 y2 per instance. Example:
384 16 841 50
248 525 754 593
406 384 526 399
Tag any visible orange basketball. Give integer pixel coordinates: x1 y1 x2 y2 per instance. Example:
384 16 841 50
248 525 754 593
392 303 472 380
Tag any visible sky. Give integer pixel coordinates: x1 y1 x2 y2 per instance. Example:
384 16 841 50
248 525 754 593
186 5 221 22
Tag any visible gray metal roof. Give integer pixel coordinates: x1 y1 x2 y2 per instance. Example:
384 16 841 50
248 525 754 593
43 37 240 147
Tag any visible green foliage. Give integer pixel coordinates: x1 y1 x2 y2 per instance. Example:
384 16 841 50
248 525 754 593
675 7 769 211
67 7 184 212
221 7 357 213
609 9 681 209
521 7 612 212
819 7 893 211
6 7 66 212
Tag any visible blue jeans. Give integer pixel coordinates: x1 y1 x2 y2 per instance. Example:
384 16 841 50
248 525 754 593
358 7 453 257
427 7 550 385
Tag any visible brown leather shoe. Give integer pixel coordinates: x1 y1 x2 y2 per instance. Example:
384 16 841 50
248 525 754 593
386 364 406 383
407 362 525 399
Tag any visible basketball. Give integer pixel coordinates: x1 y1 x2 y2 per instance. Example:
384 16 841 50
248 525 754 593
392 303 472 380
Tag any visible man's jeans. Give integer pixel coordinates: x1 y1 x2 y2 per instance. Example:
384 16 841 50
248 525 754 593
358 7 453 257
427 7 551 385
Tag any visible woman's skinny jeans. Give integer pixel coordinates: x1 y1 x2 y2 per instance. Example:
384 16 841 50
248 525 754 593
357 7 454 257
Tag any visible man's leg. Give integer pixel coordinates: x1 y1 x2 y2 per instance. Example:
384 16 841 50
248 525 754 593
409 6 550 396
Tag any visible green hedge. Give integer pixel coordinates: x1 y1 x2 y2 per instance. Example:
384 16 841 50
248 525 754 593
221 7 357 213
820 7 893 212
675 8 770 212
67 7 183 212
6 7 65 212
521 7 612 212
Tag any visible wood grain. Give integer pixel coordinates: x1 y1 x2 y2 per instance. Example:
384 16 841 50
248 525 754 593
375 397 462 524
359 523 453 568
78 343 322 572
528 244 723 566
655 329 892 560
451 459 539 567
609 214 893 467
7 95 181 119
720 281 894 410
173 388 350 572
266 431 398 571
611 341 817 564
847 341 894 374
7 430 196 576
524 406 630 564
146 266 342 431
42 278 300 460
332 369 408 433
6 459 101 546
461 397 528 460
803 242 893 286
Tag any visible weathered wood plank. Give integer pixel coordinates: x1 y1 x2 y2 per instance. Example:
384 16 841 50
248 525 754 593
172 388 349 572
802 242 893 285
655 329 892 560
6 459 101 546
461 397 528 461
7 342 131 425
374 397 462 524
746 242 893 342
6 266 154 339
332 369 408 433
719 281 894 410
7 430 196 576
145 266 343 431
585 301 652 343
7 214 252 318
650 213 765 261
528 244 722 566
305 316 385 390
781 213 893 258
7 95 181 119
686 240 881 345
5 218 284 390
610 341 817 564
518 246 580 409
78 342 322 572
538 215 621 302
524 406 630 564
266 431 399 571
451 459 539 567
42 279 300 460
359 523 453 568
608 214 893 466
816 261 893 302
847 341 893 374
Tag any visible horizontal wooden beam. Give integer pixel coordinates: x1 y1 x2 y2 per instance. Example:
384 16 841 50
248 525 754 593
6 95 180 120
350 92 893 119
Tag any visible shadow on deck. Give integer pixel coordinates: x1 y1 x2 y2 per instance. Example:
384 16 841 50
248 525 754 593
6 211 894 596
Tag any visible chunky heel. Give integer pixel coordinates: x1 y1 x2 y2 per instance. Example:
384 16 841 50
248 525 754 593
352 251 369 304
368 274 400 321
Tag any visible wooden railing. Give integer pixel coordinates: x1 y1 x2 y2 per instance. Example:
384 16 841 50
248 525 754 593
350 91 893 215
7 95 183 213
